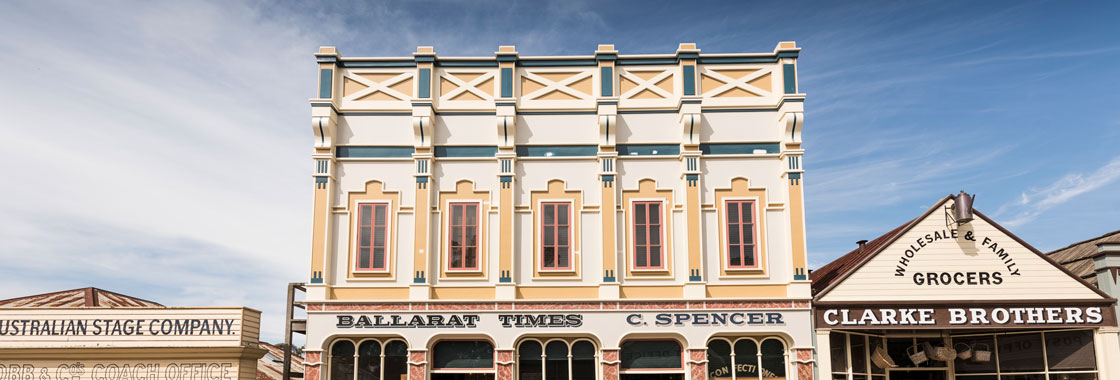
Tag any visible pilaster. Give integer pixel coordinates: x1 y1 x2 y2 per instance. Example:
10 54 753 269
686 348 707 380
781 111 807 282
411 46 436 299
597 45 620 296
678 44 704 295
496 46 519 299
309 46 340 298
1093 242 1120 322
600 348 620 380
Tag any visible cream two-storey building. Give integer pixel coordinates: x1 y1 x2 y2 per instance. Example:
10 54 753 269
302 43 812 380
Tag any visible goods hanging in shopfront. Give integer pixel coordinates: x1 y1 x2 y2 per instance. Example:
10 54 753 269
810 193 1120 380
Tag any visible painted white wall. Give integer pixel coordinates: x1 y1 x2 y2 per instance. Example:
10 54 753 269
337 115 413 146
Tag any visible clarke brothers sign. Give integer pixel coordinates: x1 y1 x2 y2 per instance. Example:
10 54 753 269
815 305 1115 329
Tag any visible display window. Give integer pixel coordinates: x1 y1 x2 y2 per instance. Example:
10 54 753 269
431 340 495 380
328 339 409 380
706 337 787 380
516 338 597 380
619 339 683 380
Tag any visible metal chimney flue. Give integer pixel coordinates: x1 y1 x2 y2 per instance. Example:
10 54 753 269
955 191 975 224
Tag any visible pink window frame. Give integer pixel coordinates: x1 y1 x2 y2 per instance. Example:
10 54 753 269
447 202 480 271
355 202 390 272
539 201 573 271
632 200 666 270
724 199 760 269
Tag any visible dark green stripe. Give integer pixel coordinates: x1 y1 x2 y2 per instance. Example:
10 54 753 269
700 143 780 155
337 146 414 158
516 145 598 157
617 144 679 156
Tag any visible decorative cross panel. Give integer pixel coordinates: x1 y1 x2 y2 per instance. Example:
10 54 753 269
617 66 677 109
435 69 497 110
698 65 777 107
340 69 414 110
517 68 596 110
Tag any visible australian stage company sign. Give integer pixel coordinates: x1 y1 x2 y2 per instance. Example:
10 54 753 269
815 304 1115 329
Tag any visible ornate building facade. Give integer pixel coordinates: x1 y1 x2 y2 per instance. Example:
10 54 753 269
303 42 811 380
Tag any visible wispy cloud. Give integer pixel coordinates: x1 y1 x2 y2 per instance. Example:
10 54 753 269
997 156 1120 227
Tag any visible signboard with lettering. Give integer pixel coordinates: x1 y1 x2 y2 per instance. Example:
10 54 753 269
0 360 242 380
0 308 259 349
814 304 1116 329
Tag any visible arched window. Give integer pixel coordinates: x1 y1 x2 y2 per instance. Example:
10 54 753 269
708 338 787 380
432 340 495 380
707 340 733 380
620 339 682 380
331 340 356 380
760 339 785 380
328 339 407 380
518 339 598 380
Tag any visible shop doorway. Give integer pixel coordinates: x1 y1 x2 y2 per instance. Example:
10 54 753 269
886 369 946 380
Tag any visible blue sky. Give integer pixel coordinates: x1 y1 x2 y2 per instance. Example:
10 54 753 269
1 0 1118 342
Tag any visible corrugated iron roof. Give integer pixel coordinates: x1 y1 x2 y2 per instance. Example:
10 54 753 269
257 342 304 380
809 218 916 296
1046 230 1120 286
0 287 163 308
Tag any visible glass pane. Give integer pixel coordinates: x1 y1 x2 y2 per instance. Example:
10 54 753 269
543 247 555 268
742 224 754 244
432 340 494 369
358 341 382 380
741 202 753 223
571 341 596 380
466 204 477 224
620 340 681 369
743 245 755 266
707 340 733 380
559 226 569 245
649 204 660 224
869 336 885 374
360 205 372 226
635 204 646 224
954 335 996 374
729 245 741 267
451 247 462 268
853 375 867 380
360 227 372 247
330 341 355 380
915 338 948 367
451 227 462 246
1000 375 1044 380
452 205 463 226
374 205 386 225
734 340 759 379
998 333 1044 372
373 248 385 269
728 223 740 244
544 227 555 245
383 341 408 380
650 225 660 244
649 246 661 267
519 341 543 380
1046 330 1096 371
636 226 647 245
359 247 370 269
1046 374 1098 380
635 247 647 267
374 227 386 246
558 247 568 268
830 333 847 372
761 339 785 379
886 338 911 368
850 334 867 373
465 227 477 246
465 247 477 268
545 341 569 380
558 204 568 225
832 376 846 380
544 204 555 226
955 377 996 380
727 202 738 224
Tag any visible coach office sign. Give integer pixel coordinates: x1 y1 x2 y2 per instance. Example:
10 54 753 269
814 304 1116 329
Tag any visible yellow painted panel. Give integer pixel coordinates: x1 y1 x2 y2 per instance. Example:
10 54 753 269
356 91 402 101
619 76 640 94
715 69 759 79
388 77 413 97
568 76 592 96
330 287 409 300
450 90 485 101
631 88 665 99
357 73 400 83
476 77 496 96
620 286 683 299
713 87 761 98
536 72 579 83
516 286 598 299
530 180 583 278
539 89 581 101
747 72 772 92
654 75 673 93
713 178 769 277
452 72 484 83
440 77 459 96
705 284 787 298
432 287 496 300
343 77 368 97
630 71 662 81
522 76 547 95
700 73 725 93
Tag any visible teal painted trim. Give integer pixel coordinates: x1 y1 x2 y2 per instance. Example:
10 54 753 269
618 144 679 156
595 53 618 61
414 56 435 63
616 58 678 65
700 143 780 155
597 100 619 105
783 64 797 94
437 61 499 67
519 59 597 67
496 101 516 106
339 61 416 68
418 68 431 98
318 68 333 98
517 111 597 115
777 51 799 59
601 66 613 97
682 99 702 104
337 112 411 116
434 146 499 158
678 52 699 59
682 65 696 96
698 56 779 64
500 68 513 98
435 111 497 116
516 145 598 157
618 109 678 114
315 56 337 63
496 55 518 62
337 146 415 158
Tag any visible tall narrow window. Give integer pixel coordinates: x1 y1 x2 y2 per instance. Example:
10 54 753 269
632 201 664 269
541 202 571 270
725 200 757 268
449 202 480 270
356 203 389 271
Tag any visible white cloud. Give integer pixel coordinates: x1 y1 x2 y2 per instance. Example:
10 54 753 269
997 156 1120 227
